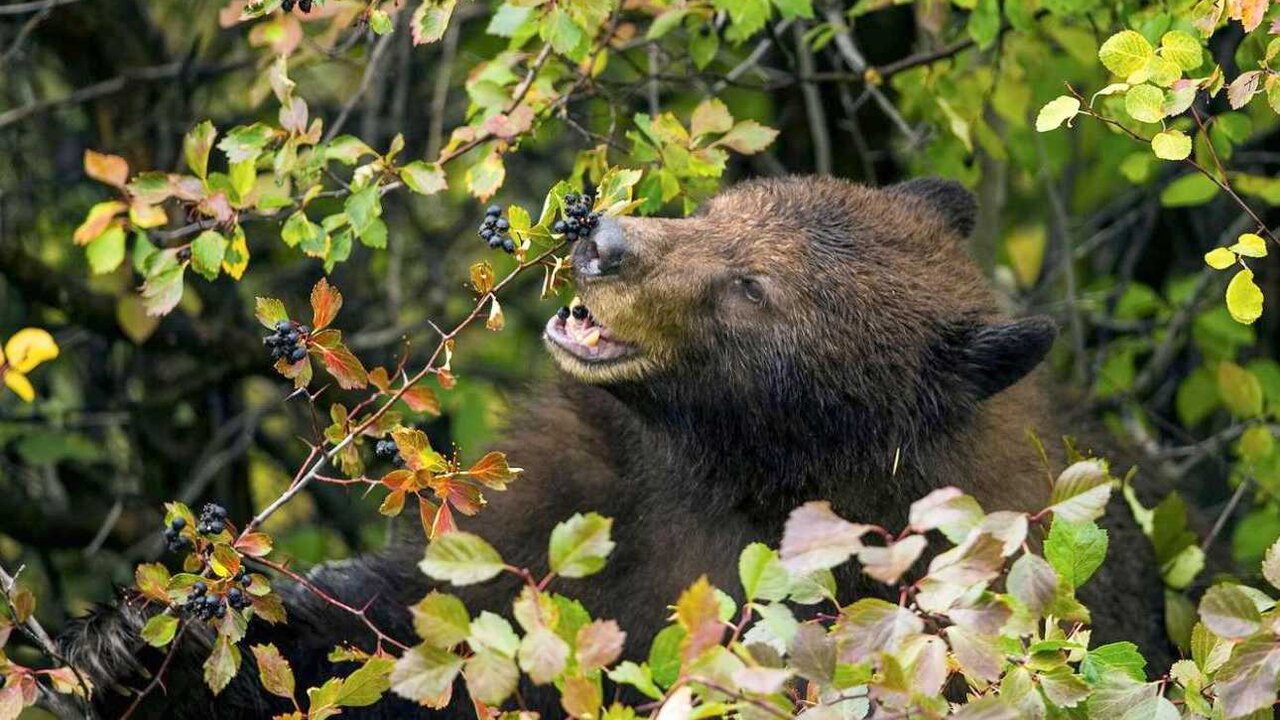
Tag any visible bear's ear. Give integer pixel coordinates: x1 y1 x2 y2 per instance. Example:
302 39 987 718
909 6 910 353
892 177 977 237
952 316 1057 399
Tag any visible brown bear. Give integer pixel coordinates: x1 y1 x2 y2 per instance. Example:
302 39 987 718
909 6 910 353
61 176 1168 718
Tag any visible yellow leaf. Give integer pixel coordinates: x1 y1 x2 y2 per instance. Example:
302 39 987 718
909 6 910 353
4 328 59 373
1204 247 1237 270
3 370 35 402
1035 96 1080 132
1005 226 1047 288
1226 268 1264 324
84 149 129 188
1229 232 1268 258
1151 129 1192 160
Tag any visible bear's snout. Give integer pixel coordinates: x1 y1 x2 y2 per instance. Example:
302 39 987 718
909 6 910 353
574 216 629 279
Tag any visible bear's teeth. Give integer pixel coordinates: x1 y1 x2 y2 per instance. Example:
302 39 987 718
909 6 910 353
581 328 601 347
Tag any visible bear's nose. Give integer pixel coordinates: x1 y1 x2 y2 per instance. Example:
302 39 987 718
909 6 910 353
575 216 628 278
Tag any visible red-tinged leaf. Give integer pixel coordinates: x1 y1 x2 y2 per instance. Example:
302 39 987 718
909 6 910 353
858 535 927 585
235 532 273 558
275 355 312 389
0 678 25 719
135 562 172 603
675 576 724 663
576 620 626 671
467 451 521 490
255 297 289 330
84 149 129 188
779 501 872 574
482 106 535 140
310 277 343 330
210 543 242 578
443 479 485 516
1228 70 1262 109
204 636 242 695
431 501 456 539
403 385 441 415
380 489 407 517
419 498 440 539
369 367 391 393
74 201 127 245
1228 0 1268 31
437 368 456 390
252 643 296 700
44 666 93 697
311 331 368 390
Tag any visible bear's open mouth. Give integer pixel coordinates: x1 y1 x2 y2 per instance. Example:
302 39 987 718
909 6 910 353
544 299 638 366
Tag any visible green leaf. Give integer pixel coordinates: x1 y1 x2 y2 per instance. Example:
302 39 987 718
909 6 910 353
647 625 685 688
715 120 779 154
1198 584 1262 639
1099 30 1155 78
337 656 393 707
1160 173 1219 206
410 591 471 648
217 123 275 164
966 0 1000 50
1160 30 1203 71
541 6 587 56
141 263 185 317
466 151 505 201
190 230 228 281
1226 268 1265 324
549 512 615 578
282 210 325 250
203 636 242 695
419 531 505 585
691 98 734 139
1080 642 1147 683
646 9 688 39
389 643 463 705
1035 96 1081 132
326 136 376 165
1218 360 1264 417
255 297 289 330
1047 460 1112 523
411 0 456 45
607 661 663 700
345 186 383 237
1124 84 1165 123
468 611 520 657
738 543 790 602
141 614 179 647
369 9 393 35
1044 518 1108 587
400 161 447 195
1151 129 1191 160
184 120 217 179
86 224 127 274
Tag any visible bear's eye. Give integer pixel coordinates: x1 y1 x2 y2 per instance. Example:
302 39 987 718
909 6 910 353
735 277 766 304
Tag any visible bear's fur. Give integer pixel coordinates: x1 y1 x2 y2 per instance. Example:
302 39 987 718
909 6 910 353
60 176 1169 718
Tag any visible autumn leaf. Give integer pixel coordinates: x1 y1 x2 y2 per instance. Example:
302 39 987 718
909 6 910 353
84 149 129 188
576 619 626 671
466 451 521 490
310 330 368 390
675 576 724 663
235 532 273 558
251 644 296 701
135 562 171 603
402 385 441 415
204 636 242 695
310 277 343 330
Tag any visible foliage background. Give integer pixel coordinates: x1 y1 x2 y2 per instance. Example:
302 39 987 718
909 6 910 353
5 0 1280 714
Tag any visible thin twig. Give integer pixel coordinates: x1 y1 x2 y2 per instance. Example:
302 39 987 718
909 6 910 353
118 623 188 720
325 29 396 143
711 19 795 94
0 0 77 14
793 23 831 175
823 8 918 145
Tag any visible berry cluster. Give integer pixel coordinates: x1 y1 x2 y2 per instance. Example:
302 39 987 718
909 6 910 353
374 438 402 465
280 0 313 13
198 503 228 536
556 305 591 321
478 205 516 254
182 582 227 621
551 193 600 242
264 321 309 364
162 516 191 553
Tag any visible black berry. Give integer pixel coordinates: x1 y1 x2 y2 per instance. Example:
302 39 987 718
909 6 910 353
486 205 502 217
289 347 307 362
192 581 206 596
495 218 509 231
488 237 503 249
571 305 589 320
553 220 567 234
557 306 571 320
501 238 516 253
170 517 186 531
176 246 192 262
281 0 295 9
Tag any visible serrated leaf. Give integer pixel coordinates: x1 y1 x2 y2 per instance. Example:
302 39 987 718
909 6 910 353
86 224 127 274
714 120 779 154
908 486 985 542
857 535 927 585
738 543 790 601
1160 30 1203 71
832 598 922 663
1034 96 1081 132
675 576 724 663
203 636 242 695
141 614 179 647
1044 518 1108 587
135 562 171 602
464 648 518 705
549 512 615 578
420 531 504 585
251 643 296 700
779 501 871 574
1047 460 1112 522
1198 583 1262 639
190 230 227 281
1124 84 1166 123
337 656 393 707
411 591 471 648
411 0 456 45
400 161 447 195
389 643 462 706
466 151 505 201
466 451 520 490
518 626 569 685
1006 553 1058 615
576 619 626 671
255 297 289 329
74 201 127 245
310 277 342 330
1215 635 1280 718
691 98 734 139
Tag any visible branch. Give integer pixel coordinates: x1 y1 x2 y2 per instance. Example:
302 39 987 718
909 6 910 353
793 23 832 175
822 8 918 145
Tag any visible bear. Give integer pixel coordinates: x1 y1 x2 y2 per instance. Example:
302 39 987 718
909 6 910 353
58 176 1169 718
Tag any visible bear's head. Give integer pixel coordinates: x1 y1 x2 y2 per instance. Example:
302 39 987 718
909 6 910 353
544 176 1055 471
